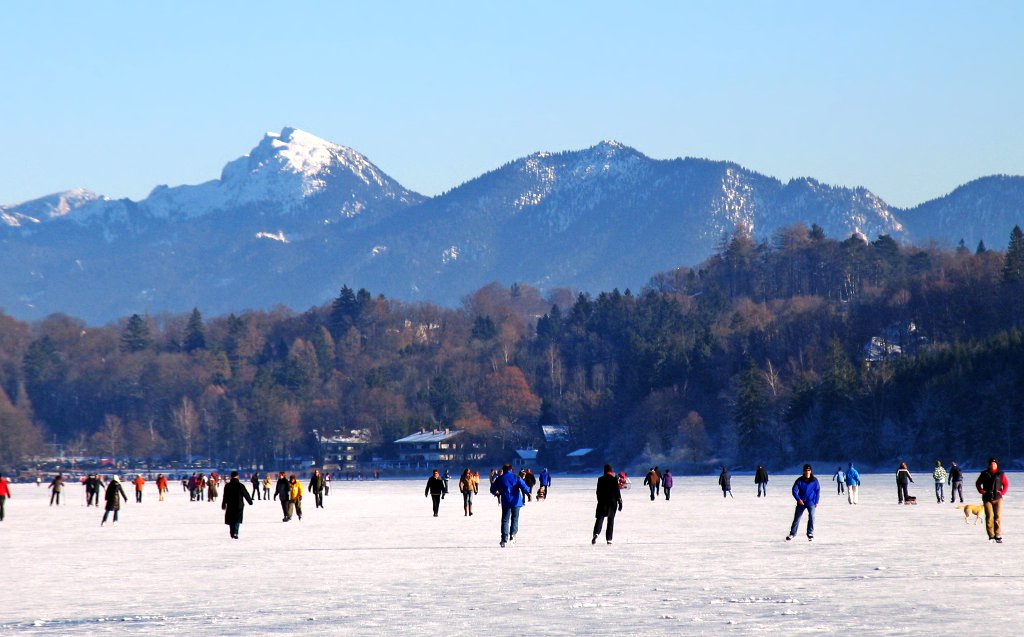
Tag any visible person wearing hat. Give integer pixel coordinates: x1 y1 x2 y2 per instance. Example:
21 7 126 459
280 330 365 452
101 476 128 526
932 460 947 503
786 464 820 542
976 458 1009 543
222 470 254 539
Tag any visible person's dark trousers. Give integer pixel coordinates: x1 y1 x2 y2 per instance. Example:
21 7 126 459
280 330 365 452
431 494 442 516
837 482 844 494
136 491 142 503
229 522 241 538
252 484 261 500
664 487 671 501
593 503 617 542
292 500 302 520
101 510 119 524
0 495 5 521
50 492 60 506
898 484 909 503
757 484 767 497
789 504 815 538
649 485 656 501
951 482 963 503
314 492 324 508
279 497 290 520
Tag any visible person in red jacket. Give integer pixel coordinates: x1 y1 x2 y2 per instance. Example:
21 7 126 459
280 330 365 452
976 457 1010 543
0 472 11 521
156 474 169 501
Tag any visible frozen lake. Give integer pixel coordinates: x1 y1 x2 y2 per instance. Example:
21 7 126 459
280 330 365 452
1 471 1021 635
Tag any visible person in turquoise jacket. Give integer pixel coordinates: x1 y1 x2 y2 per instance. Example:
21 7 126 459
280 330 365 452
786 464 820 542
845 463 861 505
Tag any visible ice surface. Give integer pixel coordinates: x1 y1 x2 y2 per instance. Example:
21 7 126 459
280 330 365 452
1 473 1021 635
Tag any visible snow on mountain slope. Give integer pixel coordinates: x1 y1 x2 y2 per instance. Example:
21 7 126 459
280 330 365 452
0 188 105 227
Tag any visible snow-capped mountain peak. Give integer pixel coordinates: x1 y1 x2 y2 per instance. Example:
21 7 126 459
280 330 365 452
1 188 105 227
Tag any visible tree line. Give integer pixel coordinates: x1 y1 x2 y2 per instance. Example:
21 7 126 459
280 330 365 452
1 224 1023 471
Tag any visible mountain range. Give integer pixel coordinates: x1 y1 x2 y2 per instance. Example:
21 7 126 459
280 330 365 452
2 127 1022 323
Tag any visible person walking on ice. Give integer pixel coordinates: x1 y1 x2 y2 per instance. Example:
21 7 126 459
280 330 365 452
644 467 660 501
976 457 1009 543
490 463 530 547
101 476 128 526
845 462 861 504
932 460 947 503
832 466 845 495
0 472 11 521
718 467 733 498
948 461 964 503
755 465 769 497
425 469 447 517
132 475 145 503
786 464 820 542
593 464 623 544
662 469 673 501
222 470 254 539
48 473 64 506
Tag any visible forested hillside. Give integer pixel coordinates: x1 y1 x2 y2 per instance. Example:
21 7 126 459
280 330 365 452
2 224 1023 470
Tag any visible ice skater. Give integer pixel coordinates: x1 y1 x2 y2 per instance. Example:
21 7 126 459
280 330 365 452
490 463 530 547
222 470 254 539
101 476 128 526
662 469 673 501
593 464 622 544
288 474 303 521
832 466 845 494
48 473 64 506
425 469 447 517
537 468 551 500
156 474 168 501
786 464 820 542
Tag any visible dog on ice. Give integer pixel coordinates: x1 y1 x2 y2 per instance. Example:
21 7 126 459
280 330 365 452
955 504 984 525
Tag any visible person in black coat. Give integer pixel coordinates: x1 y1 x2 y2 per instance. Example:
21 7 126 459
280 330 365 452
250 472 262 501
425 469 447 516
593 464 623 544
947 461 964 503
101 476 128 526
755 465 769 497
222 471 254 539
274 471 292 521
308 469 326 509
718 467 733 498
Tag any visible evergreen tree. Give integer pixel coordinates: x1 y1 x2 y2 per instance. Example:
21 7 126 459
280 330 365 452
120 314 152 353
183 308 207 352
976 240 988 255
1002 225 1024 283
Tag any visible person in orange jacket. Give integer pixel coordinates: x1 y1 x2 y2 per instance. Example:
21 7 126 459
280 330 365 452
156 474 169 501
132 475 146 503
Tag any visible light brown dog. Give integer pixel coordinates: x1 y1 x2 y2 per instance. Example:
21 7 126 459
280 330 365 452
956 504 984 525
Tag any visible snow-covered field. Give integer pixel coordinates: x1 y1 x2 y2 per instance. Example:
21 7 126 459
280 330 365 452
2 472 1021 636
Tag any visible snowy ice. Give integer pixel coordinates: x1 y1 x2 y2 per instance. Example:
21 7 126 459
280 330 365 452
1 472 1021 635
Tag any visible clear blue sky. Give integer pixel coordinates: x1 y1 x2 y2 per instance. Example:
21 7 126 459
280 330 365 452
1 2 1021 208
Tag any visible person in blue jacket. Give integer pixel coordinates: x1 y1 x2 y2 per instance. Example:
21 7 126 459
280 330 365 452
845 462 861 505
786 464 821 542
538 468 551 500
490 463 531 547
